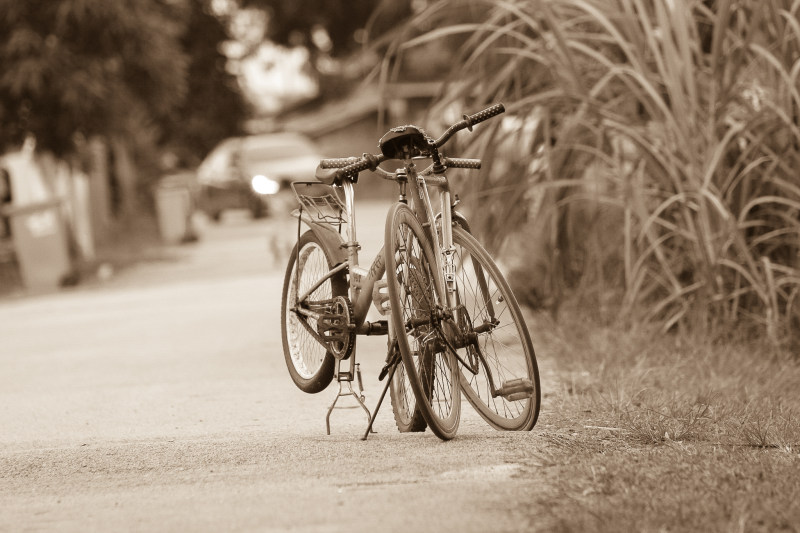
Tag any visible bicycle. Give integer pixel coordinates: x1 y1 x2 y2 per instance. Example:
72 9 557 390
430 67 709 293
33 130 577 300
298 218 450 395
280 103 541 440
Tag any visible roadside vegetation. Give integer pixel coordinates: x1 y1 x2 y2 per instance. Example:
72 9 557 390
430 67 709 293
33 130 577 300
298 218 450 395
385 0 800 529
523 301 800 531
390 0 800 350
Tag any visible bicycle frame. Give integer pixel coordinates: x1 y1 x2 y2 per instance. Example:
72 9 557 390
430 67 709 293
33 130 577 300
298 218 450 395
407 165 453 297
295 158 504 379
294 156 459 317
292 180 389 336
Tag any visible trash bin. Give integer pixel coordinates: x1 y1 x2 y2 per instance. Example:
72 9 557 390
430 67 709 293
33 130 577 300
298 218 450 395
154 175 192 244
1 199 71 292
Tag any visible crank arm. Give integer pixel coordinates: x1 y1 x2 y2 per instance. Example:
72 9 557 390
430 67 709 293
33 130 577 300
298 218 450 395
294 306 322 321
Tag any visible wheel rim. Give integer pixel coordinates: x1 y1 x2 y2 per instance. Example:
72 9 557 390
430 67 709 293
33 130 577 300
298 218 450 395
452 229 537 430
286 241 332 379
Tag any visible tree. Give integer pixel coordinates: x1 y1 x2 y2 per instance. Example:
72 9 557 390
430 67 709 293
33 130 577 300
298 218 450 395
233 0 414 85
0 0 249 228
159 0 249 165
0 0 188 156
237 0 410 57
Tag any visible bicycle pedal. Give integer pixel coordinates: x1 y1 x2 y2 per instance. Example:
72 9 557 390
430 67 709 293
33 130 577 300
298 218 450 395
372 279 391 315
495 378 534 401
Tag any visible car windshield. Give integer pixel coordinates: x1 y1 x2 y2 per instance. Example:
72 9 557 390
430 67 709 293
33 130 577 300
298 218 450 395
240 139 316 163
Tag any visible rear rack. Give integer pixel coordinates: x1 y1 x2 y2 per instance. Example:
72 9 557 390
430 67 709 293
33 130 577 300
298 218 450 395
291 181 347 226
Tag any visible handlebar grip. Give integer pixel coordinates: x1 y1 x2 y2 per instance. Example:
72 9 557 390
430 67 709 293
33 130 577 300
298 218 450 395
333 153 385 180
320 157 361 169
336 159 370 178
444 158 481 170
466 103 505 127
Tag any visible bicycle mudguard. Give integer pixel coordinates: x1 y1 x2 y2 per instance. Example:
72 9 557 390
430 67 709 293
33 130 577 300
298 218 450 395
435 210 472 234
452 210 472 233
290 209 348 265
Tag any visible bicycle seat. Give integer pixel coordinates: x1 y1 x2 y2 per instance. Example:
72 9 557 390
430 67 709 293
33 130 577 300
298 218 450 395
378 125 433 159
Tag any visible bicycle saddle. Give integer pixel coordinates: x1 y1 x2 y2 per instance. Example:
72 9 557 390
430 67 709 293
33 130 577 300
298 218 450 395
378 125 433 159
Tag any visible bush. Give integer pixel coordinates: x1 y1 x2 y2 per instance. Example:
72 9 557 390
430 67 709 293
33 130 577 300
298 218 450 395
391 0 800 347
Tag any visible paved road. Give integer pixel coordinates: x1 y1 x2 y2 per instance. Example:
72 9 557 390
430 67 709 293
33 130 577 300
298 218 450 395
0 204 555 532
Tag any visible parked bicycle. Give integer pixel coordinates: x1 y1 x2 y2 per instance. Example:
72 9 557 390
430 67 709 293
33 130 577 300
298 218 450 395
280 103 541 440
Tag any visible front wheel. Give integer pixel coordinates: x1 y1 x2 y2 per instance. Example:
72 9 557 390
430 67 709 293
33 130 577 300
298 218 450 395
385 203 461 440
451 226 541 430
280 230 347 393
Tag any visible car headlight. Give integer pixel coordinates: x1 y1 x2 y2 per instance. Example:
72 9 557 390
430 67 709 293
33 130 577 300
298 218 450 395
251 175 279 195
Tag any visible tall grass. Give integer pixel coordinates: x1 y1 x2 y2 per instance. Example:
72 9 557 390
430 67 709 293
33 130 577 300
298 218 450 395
387 0 800 348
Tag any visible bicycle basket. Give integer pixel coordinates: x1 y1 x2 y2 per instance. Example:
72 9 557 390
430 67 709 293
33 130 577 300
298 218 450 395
291 181 347 226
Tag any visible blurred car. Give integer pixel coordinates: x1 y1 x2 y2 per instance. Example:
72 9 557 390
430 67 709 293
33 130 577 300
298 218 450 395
196 132 321 220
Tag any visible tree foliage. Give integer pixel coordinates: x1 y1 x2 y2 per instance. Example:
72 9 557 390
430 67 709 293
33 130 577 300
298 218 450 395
0 0 188 155
0 0 247 163
160 1 249 164
237 0 412 57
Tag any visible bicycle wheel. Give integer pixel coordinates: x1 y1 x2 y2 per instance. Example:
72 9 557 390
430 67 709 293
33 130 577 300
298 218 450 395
451 225 541 430
389 350 427 432
385 203 460 440
281 230 348 393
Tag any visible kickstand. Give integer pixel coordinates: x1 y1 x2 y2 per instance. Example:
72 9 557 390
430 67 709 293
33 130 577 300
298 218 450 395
325 361 372 435
361 348 401 441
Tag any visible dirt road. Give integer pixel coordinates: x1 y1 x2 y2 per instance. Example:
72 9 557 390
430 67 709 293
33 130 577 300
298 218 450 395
0 205 555 532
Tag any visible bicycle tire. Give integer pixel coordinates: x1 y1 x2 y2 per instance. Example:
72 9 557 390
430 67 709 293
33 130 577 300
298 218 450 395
389 356 428 432
385 203 461 440
280 230 348 393
451 226 541 430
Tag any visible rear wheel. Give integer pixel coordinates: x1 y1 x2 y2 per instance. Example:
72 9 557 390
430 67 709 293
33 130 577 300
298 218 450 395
389 344 428 432
280 230 347 393
385 203 460 440
451 226 540 430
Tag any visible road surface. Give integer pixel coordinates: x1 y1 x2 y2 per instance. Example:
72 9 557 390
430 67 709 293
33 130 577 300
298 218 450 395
0 203 556 532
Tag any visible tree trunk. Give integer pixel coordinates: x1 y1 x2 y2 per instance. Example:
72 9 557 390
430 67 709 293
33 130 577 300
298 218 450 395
86 137 112 247
110 137 139 219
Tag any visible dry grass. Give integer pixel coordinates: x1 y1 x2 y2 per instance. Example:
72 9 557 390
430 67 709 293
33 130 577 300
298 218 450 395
520 441 800 532
516 302 800 531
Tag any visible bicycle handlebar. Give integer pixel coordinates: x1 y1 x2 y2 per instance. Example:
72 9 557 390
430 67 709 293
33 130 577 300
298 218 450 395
319 156 361 169
442 157 481 169
432 103 505 148
320 153 387 178
319 103 503 180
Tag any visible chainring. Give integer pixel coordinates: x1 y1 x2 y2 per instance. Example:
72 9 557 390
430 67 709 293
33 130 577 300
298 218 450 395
314 295 355 360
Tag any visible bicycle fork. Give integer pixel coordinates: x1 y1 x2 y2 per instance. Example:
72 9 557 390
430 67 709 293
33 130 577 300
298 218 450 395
415 173 534 403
